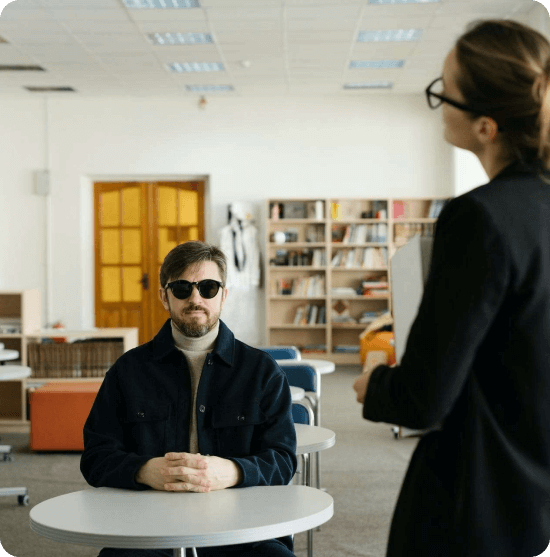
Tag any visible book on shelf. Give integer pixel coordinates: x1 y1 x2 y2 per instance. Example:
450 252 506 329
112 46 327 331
308 305 319 325
361 281 389 296
333 345 360 353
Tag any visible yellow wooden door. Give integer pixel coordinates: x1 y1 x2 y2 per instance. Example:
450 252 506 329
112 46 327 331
94 181 204 345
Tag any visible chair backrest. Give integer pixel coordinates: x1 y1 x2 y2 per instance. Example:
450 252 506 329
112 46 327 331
259 346 301 360
279 363 317 393
292 402 313 425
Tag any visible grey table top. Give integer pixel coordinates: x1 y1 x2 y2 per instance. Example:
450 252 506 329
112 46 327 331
276 359 335 374
295 424 336 456
0 350 19 362
30 485 334 550
0 364 30 380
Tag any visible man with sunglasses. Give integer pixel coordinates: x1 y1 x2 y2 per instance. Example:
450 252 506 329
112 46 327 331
81 241 297 557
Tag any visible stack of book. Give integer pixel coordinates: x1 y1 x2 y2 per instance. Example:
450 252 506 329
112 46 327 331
361 280 389 297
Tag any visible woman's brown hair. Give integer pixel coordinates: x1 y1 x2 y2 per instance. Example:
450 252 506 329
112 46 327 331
455 19 550 180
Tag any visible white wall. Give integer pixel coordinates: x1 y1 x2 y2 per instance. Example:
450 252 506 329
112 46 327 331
0 94 453 344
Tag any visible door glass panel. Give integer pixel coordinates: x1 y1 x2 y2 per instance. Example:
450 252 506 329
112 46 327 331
122 267 142 302
179 190 198 225
158 227 177 264
122 187 141 226
101 229 120 264
102 267 121 302
101 191 120 226
122 229 141 264
180 226 199 242
158 187 177 226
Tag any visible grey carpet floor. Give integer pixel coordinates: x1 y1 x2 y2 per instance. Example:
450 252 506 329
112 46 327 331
0 365 418 557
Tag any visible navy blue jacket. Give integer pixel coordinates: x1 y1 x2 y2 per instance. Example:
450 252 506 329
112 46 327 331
364 161 550 557
80 318 297 491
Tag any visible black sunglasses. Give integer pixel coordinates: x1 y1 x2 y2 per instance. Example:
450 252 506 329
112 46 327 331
165 279 224 300
425 77 505 132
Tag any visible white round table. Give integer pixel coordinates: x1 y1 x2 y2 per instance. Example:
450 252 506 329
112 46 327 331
30 486 333 555
290 386 305 401
295 423 336 456
0 364 30 381
0 349 19 363
0 365 31 505
276 358 335 374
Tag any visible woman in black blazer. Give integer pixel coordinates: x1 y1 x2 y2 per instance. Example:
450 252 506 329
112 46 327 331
354 19 550 557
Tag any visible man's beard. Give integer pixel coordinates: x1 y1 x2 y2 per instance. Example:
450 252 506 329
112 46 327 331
170 303 220 338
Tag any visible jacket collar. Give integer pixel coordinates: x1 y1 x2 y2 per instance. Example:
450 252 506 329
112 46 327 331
494 158 549 181
151 318 234 367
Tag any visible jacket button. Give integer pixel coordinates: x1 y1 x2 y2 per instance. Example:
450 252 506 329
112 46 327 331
238 415 245 421
199 405 206 413
137 412 145 418
207 358 212 365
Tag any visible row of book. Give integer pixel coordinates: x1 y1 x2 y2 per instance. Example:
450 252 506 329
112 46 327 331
331 247 388 269
361 280 389 297
394 223 435 243
270 274 326 297
293 304 327 325
270 249 326 267
332 223 388 244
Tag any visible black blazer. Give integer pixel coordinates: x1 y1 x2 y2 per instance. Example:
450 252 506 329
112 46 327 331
364 161 550 556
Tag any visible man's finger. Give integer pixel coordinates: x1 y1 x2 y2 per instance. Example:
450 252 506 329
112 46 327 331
164 482 210 493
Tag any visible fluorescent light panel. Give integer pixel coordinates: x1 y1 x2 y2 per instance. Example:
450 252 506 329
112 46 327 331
350 60 404 69
344 82 393 89
123 0 199 8
148 32 213 45
185 85 234 92
168 62 224 72
369 0 439 3
358 29 422 42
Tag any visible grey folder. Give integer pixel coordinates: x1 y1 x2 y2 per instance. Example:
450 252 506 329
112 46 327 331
390 234 434 364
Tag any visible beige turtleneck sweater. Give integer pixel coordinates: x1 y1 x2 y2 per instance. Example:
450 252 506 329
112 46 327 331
171 320 219 454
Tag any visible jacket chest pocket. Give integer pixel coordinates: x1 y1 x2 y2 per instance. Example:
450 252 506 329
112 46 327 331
211 404 266 457
122 399 170 456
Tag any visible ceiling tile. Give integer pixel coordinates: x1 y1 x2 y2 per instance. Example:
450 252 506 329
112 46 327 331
285 5 362 19
205 6 282 19
46 8 130 21
0 6 52 20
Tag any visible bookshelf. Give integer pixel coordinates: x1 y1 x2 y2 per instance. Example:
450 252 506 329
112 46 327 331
0 289 138 430
265 197 449 364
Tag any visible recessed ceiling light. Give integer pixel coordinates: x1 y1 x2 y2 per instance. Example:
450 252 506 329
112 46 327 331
0 65 45 71
122 0 199 8
148 32 212 45
344 82 393 89
350 60 405 69
168 62 224 72
358 29 423 42
185 85 234 92
25 86 76 92
369 0 439 4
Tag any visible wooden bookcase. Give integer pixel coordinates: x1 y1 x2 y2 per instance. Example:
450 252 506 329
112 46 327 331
0 289 138 430
265 197 448 364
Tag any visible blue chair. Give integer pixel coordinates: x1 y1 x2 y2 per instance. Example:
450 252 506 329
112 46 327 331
292 400 315 557
259 346 301 360
280 363 322 490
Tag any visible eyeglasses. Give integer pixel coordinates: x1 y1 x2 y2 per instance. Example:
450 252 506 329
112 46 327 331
165 279 224 300
425 77 505 132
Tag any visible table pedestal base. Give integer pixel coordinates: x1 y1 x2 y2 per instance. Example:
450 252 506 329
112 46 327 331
173 548 198 557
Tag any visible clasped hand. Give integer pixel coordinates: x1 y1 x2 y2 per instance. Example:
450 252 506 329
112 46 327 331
136 452 243 493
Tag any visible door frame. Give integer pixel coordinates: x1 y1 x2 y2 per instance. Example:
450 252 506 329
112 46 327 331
80 174 211 331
